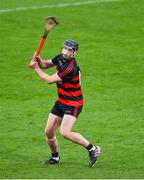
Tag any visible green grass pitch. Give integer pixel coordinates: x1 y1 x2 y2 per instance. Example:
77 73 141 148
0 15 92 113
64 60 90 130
0 0 144 178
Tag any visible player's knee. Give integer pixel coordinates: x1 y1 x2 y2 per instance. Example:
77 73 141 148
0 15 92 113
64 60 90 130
60 128 70 138
45 128 54 139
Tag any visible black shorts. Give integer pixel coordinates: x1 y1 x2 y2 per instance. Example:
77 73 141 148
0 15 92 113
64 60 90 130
51 101 83 118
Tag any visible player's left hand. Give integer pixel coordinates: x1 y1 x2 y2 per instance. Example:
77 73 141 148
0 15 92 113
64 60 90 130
29 60 39 69
28 53 40 69
29 54 39 69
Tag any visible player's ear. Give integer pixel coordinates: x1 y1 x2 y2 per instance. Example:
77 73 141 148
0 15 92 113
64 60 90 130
73 51 77 56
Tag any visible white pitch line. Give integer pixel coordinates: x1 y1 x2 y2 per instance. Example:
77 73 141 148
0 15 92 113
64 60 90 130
0 0 125 13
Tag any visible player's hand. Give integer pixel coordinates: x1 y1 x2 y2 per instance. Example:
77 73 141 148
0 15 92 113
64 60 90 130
35 55 42 64
29 60 39 69
28 53 41 68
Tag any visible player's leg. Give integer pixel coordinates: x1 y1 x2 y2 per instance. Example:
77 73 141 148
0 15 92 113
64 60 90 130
60 114 89 146
45 113 62 153
42 113 62 165
60 114 100 167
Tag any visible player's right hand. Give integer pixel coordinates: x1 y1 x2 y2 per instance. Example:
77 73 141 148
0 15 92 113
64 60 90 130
35 56 42 63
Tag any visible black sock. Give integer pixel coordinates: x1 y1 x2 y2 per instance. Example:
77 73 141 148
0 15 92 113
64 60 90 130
86 144 93 151
52 152 59 158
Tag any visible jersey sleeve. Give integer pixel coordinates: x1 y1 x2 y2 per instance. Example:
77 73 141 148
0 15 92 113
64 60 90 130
57 60 77 81
51 55 60 65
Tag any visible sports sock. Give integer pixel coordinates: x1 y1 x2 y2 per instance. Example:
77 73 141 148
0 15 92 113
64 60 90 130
52 152 59 157
86 144 96 151
52 152 59 161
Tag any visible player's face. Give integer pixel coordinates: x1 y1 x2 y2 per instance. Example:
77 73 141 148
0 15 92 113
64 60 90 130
61 45 75 60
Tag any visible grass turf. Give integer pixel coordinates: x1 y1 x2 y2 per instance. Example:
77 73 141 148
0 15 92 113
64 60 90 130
0 0 144 178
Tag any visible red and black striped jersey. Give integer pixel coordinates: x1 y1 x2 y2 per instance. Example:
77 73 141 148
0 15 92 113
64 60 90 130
52 54 83 107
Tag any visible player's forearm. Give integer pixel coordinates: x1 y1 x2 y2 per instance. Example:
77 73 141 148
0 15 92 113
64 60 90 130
34 66 52 83
39 60 54 69
38 60 49 69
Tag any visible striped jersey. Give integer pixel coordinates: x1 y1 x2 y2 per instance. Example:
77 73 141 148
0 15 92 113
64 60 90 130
52 54 83 107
